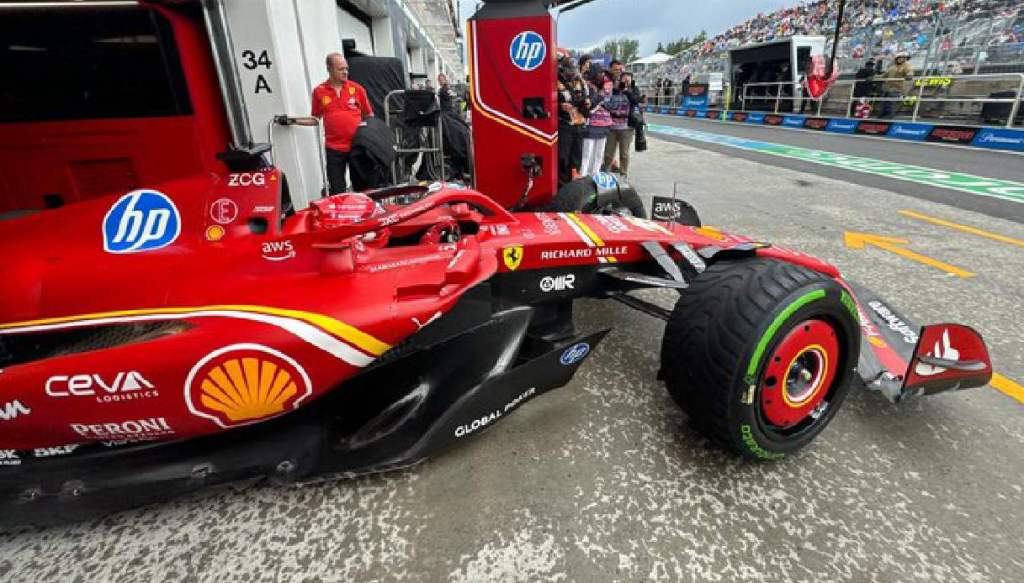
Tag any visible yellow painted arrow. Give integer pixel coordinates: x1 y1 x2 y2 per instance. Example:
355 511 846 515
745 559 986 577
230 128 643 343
991 373 1024 404
844 231 976 278
899 210 1024 250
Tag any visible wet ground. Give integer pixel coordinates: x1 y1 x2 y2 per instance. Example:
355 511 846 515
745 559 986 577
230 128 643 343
2 122 1022 582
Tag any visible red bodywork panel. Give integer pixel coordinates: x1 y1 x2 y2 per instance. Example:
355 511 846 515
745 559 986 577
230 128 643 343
0 2 230 214
468 4 559 208
0 183 832 450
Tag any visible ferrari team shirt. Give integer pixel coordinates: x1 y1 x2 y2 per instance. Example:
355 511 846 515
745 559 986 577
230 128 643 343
311 80 373 152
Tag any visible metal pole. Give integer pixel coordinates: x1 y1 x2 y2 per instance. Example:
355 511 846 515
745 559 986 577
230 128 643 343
201 0 254 150
775 83 782 114
826 0 847 79
922 15 941 76
1008 75 1024 128
912 79 924 122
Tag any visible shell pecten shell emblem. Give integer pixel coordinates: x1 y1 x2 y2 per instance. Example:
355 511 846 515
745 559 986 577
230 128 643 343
185 343 313 428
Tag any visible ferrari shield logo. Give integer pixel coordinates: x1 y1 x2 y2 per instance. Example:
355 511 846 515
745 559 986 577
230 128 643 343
502 246 524 271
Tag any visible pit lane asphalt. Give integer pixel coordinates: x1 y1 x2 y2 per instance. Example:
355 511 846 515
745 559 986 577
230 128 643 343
2 136 1023 583
646 113 1024 224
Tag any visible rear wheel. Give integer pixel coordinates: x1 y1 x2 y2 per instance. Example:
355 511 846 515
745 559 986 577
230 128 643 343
660 258 860 460
552 177 646 217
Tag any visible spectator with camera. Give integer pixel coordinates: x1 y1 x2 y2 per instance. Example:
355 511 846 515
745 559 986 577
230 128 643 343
581 61 613 178
557 56 591 186
601 61 640 179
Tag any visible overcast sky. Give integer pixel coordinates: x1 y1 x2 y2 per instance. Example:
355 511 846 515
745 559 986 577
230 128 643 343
457 0 797 56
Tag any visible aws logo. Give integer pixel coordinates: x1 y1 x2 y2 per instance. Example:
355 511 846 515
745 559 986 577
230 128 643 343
184 344 312 428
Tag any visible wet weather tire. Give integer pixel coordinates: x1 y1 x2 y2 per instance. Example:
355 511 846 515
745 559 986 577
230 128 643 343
552 178 646 217
660 258 860 461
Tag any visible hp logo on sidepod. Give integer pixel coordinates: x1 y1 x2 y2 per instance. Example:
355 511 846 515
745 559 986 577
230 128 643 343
510 31 546 71
103 189 181 253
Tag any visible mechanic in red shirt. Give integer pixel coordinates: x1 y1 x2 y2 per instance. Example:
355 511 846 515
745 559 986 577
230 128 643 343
307 52 373 194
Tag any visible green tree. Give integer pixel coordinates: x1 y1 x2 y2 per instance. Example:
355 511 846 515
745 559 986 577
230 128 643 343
600 37 640 64
664 30 709 55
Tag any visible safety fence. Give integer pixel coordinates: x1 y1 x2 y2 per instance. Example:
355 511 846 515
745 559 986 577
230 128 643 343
642 103 1024 153
639 72 1023 130
738 73 1023 129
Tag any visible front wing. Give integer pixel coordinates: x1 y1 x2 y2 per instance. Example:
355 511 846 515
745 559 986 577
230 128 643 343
842 281 993 402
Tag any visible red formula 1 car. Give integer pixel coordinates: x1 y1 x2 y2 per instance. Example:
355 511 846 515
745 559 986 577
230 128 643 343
0 179 992 526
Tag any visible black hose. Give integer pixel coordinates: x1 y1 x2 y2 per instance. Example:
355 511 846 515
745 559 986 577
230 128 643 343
827 0 847 79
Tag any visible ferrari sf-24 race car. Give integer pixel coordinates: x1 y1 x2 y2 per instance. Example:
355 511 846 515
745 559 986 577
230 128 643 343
0 179 992 526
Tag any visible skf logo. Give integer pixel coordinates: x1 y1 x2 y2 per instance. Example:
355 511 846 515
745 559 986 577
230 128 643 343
103 189 180 253
510 31 546 72
185 344 312 428
539 274 575 292
502 245 524 271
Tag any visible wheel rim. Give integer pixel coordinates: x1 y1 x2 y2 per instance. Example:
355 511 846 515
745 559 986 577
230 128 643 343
759 319 840 429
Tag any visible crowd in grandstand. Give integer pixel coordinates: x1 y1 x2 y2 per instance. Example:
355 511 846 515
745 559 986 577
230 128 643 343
637 0 1023 87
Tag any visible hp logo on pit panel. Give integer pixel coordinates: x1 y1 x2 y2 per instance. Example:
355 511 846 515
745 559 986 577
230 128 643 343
510 31 546 72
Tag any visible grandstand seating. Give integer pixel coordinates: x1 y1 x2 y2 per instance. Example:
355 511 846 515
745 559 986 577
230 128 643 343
636 0 1023 87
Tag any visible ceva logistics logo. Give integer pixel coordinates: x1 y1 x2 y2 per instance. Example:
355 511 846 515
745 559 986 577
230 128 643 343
103 189 181 253
510 31 546 72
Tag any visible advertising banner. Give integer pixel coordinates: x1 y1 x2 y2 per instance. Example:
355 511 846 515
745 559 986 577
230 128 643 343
746 112 766 124
855 121 891 135
826 119 859 133
928 125 978 144
783 116 806 128
887 123 932 141
805 117 830 130
972 128 1024 152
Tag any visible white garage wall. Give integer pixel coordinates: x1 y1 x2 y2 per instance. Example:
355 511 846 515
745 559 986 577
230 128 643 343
337 7 373 54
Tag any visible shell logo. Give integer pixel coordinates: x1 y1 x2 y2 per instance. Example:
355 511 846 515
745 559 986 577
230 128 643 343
184 344 313 428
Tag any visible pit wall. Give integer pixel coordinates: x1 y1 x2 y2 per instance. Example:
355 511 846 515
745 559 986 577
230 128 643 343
644 105 1024 153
